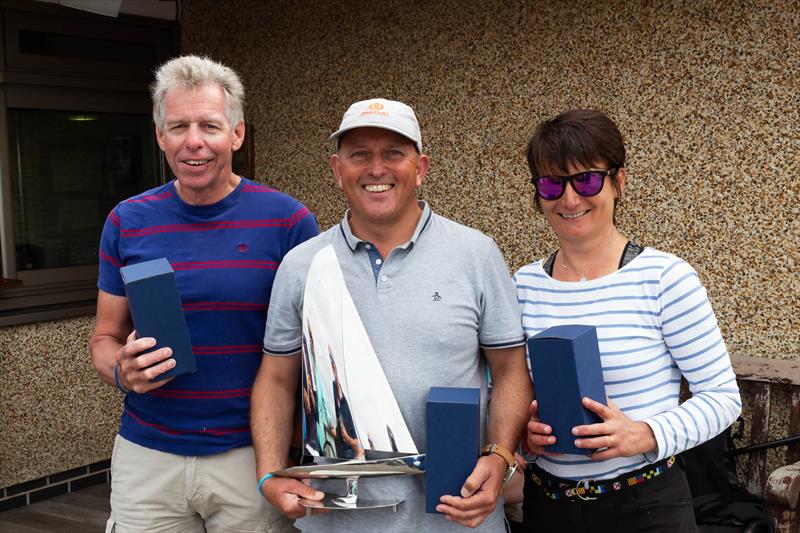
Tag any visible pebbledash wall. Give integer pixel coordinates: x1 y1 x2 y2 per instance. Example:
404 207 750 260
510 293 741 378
1 0 797 501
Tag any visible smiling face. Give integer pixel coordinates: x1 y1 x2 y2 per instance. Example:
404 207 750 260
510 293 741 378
155 83 244 205
539 161 626 246
330 127 429 238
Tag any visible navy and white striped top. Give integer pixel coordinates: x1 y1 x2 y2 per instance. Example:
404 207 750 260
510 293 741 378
515 247 741 480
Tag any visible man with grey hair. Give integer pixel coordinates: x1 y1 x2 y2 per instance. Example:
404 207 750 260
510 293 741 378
252 98 532 531
90 55 318 532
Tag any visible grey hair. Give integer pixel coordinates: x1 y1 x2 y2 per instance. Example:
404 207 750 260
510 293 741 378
150 55 245 130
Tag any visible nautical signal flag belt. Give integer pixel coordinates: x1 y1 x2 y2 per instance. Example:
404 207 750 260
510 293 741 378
528 456 677 501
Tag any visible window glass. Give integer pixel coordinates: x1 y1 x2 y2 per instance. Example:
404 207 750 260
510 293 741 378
9 109 159 271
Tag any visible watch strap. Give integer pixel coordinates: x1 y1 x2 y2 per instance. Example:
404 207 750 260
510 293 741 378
480 443 515 468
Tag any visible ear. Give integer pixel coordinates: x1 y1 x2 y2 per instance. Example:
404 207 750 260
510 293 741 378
415 154 430 188
155 126 166 151
330 153 343 190
232 121 245 151
614 167 627 197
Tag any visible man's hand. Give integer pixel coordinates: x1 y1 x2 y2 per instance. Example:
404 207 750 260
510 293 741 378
260 476 325 519
436 453 505 528
572 397 657 459
525 400 561 456
115 330 175 393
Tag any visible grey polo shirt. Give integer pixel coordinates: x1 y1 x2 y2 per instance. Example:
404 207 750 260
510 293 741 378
263 201 524 533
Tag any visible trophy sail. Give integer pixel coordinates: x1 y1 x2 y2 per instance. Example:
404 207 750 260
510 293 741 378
299 244 417 460
278 245 423 512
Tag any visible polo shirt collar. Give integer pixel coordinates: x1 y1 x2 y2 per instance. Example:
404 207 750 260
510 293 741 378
339 201 433 252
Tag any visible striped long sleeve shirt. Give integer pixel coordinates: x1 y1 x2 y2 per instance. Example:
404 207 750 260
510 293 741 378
515 247 741 480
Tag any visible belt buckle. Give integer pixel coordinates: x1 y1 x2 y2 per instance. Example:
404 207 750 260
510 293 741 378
576 478 597 501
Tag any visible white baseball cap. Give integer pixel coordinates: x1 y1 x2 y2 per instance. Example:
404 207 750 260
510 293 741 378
330 98 422 153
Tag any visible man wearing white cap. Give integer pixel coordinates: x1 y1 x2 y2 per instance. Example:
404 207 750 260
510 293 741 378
251 98 532 531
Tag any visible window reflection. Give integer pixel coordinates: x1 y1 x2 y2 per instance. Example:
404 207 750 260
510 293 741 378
9 109 159 271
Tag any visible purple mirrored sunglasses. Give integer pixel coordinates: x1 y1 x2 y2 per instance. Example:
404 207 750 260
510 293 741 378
530 168 619 201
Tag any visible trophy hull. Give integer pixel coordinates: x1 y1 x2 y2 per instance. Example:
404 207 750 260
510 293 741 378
273 454 425 479
300 494 404 513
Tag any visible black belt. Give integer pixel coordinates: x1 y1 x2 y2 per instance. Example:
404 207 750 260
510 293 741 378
528 456 677 501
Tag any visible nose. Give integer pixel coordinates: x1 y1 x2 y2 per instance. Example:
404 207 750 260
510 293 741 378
561 179 582 207
184 124 204 150
366 155 387 178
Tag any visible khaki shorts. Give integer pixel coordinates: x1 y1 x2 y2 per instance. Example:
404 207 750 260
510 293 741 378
105 435 296 533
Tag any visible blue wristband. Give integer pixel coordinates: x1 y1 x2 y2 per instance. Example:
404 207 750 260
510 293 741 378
257 473 273 494
114 363 129 394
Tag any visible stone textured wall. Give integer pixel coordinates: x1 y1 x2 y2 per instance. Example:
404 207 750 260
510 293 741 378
1 0 797 488
0 316 119 488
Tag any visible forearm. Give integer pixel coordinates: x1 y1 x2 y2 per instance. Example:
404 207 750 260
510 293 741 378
488 377 532 451
486 347 533 451
644 381 741 460
89 290 132 387
251 353 300 478
89 332 128 387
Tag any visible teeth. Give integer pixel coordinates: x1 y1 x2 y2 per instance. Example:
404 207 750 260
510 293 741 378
562 211 588 219
364 184 393 192
185 160 210 166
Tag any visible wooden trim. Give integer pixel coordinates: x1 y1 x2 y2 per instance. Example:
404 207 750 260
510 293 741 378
730 354 800 387
746 381 771 497
789 390 800 465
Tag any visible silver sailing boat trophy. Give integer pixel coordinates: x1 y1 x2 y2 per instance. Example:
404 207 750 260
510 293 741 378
271 245 424 514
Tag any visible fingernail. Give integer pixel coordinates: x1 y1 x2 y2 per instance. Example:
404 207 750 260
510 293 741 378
169 359 176 367
544 425 551 433
572 427 579 435
548 437 556 444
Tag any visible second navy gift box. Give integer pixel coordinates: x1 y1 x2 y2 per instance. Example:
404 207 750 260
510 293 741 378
527 324 606 455
120 258 196 380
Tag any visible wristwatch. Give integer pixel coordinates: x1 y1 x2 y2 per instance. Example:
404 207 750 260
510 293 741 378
480 443 518 483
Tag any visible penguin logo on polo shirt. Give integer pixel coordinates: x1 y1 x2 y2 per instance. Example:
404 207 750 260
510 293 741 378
432 292 442 302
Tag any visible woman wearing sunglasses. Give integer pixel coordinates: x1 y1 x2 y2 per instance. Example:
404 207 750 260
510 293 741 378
515 109 741 532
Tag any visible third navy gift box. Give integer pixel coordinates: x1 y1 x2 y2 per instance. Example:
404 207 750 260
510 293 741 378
120 258 196 380
425 387 480 513
527 324 606 455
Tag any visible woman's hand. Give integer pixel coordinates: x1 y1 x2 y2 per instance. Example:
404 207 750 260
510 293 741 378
525 400 561 456
573 397 657 460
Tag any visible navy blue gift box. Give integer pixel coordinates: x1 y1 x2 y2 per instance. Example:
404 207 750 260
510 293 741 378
527 324 606 455
120 258 196 381
425 387 480 513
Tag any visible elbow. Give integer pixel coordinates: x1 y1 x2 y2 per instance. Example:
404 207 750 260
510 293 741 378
88 335 102 372
724 391 743 426
732 395 743 420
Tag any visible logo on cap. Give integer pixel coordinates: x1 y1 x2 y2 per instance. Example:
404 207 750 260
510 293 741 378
361 101 389 118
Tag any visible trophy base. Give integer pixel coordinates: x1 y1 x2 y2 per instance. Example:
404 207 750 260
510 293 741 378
300 495 403 514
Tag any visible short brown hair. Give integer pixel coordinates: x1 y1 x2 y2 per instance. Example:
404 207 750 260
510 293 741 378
526 109 626 212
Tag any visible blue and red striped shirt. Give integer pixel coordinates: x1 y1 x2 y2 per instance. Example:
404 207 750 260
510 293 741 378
98 177 318 456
